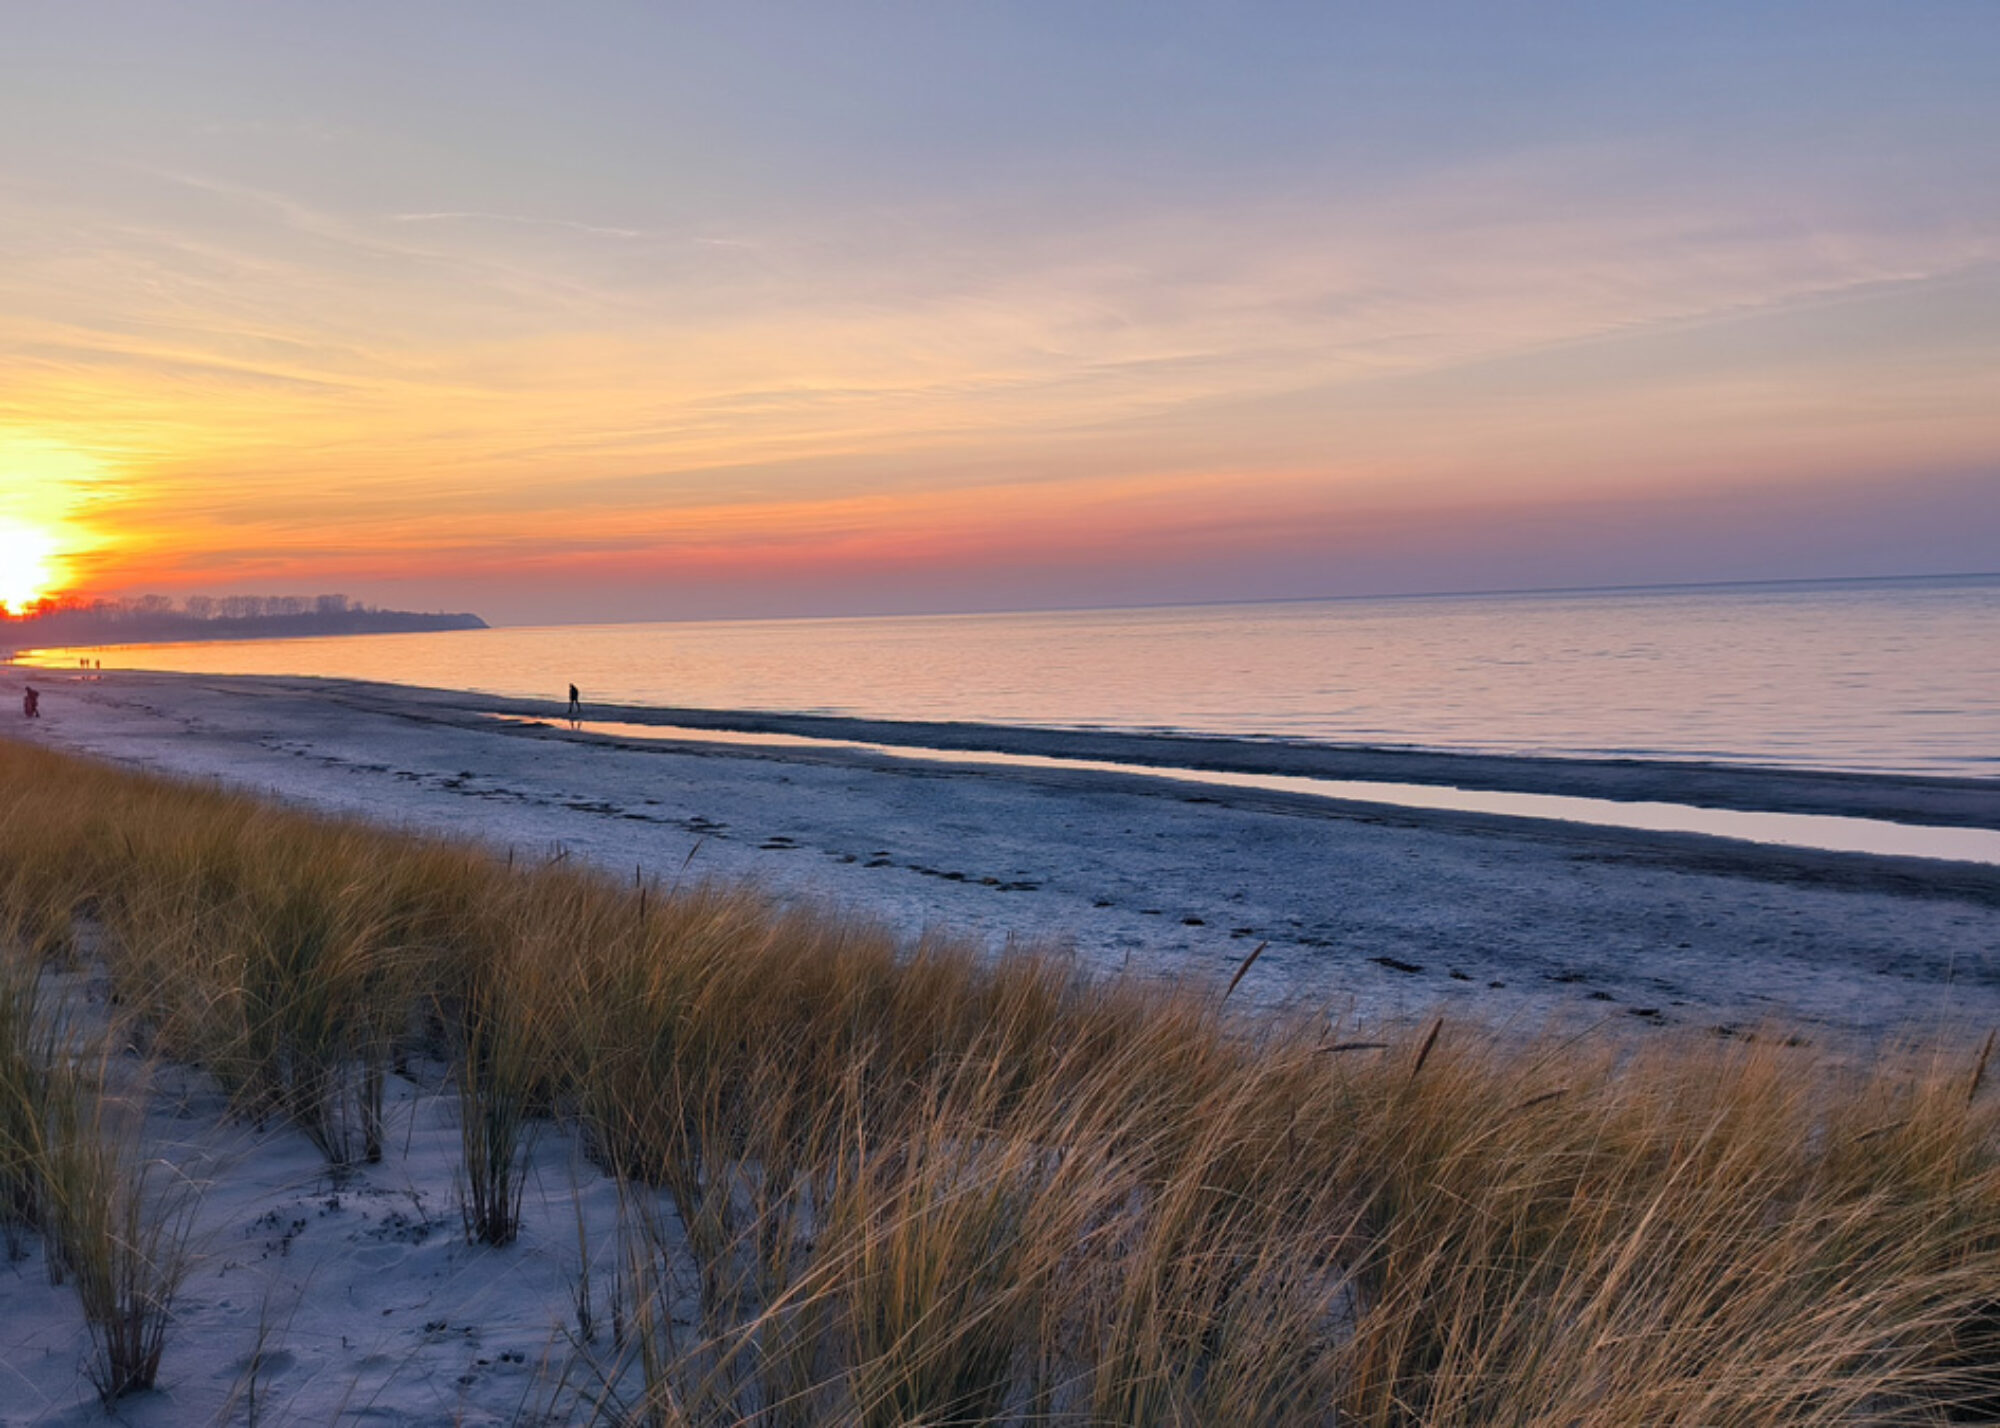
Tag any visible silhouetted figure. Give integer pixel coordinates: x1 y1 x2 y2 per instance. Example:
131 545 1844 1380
567 683 581 727
22 686 39 718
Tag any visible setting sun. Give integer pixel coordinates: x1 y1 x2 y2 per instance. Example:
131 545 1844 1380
0 432 107 612
0 519 61 612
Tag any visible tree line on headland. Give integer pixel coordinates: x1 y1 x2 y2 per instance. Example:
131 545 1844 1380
0 593 486 650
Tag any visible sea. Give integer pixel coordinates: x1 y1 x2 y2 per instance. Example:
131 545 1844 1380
17 574 2000 780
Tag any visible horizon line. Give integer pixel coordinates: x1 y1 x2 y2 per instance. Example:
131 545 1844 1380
478 567 2000 631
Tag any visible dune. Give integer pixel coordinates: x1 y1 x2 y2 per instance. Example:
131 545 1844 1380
3 671 1998 1422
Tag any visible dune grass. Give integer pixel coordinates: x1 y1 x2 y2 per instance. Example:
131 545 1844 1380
42 1059 196 1405
0 939 194 1404
1 735 1997 1423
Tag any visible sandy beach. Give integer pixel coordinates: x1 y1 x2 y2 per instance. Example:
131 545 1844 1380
7 666 1996 1044
5 669 2000 1424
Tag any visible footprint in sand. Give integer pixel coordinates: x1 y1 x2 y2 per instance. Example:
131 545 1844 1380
218 1348 296 1380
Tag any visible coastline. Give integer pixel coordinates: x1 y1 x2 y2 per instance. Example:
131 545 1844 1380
7 724 1994 1424
5 666 1996 1044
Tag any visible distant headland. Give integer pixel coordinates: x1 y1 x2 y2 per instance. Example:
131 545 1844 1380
0 593 487 653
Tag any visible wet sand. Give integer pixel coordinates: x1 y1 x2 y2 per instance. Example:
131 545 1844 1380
6 667 1997 1043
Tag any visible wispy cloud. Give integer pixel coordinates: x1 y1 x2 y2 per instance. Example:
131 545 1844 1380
389 210 651 240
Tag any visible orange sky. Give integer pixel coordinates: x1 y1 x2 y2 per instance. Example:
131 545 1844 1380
4 6 1997 622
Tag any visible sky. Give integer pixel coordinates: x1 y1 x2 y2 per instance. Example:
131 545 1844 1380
1 2 1996 624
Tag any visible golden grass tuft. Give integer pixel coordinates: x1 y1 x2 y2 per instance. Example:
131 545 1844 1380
0 937 194 1404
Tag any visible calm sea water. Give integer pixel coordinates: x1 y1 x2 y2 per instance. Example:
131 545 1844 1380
20 576 2000 778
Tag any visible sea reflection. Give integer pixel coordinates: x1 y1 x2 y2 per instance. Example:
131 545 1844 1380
514 715 2000 867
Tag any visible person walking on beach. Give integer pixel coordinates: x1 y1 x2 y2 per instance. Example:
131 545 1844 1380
567 683 581 726
21 685 39 718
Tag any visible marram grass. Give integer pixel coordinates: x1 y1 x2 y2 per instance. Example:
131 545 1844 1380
0 945 193 1405
2 736 1997 1423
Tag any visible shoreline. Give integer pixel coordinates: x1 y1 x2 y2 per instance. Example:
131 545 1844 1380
5 666 1997 1043
36 665 2000 827
545 705 2000 830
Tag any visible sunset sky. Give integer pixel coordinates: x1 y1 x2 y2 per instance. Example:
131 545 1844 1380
3 2 1996 623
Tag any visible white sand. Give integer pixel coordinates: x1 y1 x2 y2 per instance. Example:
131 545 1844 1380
4 1032 634 1426
2 664 1997 1421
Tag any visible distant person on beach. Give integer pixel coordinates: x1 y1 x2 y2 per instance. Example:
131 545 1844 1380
567 683 581 726
22 685 39 718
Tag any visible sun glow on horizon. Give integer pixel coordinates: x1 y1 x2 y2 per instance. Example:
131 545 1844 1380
0 433 114 612
0 519 63 613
